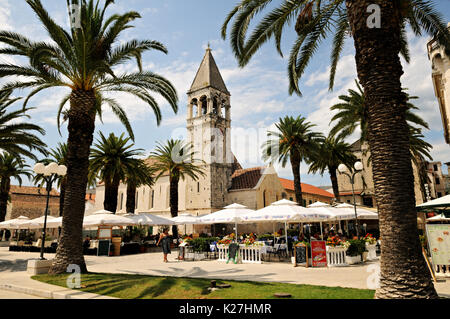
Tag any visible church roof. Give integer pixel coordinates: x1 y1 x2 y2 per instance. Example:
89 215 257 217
279 178 334 198
188 47 230 95
230 167 264 190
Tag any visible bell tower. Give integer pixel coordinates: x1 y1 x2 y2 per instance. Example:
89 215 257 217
186 46 233 213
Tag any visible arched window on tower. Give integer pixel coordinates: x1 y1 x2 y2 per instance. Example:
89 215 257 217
200 96 207 115
213 97 219 115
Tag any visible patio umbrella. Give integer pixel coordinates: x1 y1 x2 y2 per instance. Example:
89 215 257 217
46 217 63 229
0 216 30 244
243 199 330 255
26 216 57 229
83 210 135 227
417 195 450 210
199 203 255 240
426 214 450 222
308 201 331 208
171 213 201 235
123 213 175 226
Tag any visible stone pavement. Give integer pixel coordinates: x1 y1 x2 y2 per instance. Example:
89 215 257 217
0 247 449 298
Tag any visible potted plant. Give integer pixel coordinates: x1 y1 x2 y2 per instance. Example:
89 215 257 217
363 233 377 260
345 239 367 265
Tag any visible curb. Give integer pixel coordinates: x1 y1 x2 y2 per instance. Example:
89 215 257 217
0 283 117 299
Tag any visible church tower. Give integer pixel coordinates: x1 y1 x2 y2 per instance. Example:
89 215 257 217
185 46 233 214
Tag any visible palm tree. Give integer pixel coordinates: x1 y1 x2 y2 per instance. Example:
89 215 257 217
308 134 356 201
0 154 32 222
222 0 449 298
89 132 144 213
149 139 205 238
262 116 323 206
0 90 46 160
0 0 178 274
33 143 68 217
330 80 430 143
125 160 154 215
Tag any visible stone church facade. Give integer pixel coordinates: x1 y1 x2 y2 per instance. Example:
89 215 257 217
93 48 334 233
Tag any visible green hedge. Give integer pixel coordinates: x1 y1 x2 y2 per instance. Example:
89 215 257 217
346 239 367 257
185 237 219 252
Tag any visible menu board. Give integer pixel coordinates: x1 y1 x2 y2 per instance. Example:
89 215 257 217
311 240 327 267
97 239 111 256
426 224 450 266
294 244 308 267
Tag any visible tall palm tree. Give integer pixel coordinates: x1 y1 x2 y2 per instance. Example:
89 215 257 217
222 0 449 298
0 154 32 222
0 0 178 274
262 116 323 206
149 139 205 238
308 134 356 201
0 90 46 160
89 132 144 213
125 160 154 214
33 143 68 217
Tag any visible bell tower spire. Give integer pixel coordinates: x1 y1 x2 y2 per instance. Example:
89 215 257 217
185 47 233 211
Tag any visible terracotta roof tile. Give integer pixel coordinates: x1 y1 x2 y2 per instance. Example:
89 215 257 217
279 178 334 198
10 185 59 196
230 167 264 190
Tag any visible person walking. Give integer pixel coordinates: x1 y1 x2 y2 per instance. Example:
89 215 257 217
157 228 171 263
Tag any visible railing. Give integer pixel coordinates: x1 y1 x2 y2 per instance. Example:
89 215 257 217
217 244 263 264
326 246 347 267
217 245 229 262
240 245 262 264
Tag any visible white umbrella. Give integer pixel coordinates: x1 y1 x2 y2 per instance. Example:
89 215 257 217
333 206 379 220
199 203 255 240
417 195 450 209
335 203 354 209
426 214 450 222
308 201 331 208
171 213 200 225
46 217 63 229
123 213 175 226
83 210 134 227
3 216 31 230
171 213 201 235
243 199 330 255
26 216 57 229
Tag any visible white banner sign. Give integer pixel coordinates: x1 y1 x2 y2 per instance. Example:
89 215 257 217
426 224 450 266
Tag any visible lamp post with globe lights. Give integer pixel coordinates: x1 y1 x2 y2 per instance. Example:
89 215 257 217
33 162 67 260
338 161 364 239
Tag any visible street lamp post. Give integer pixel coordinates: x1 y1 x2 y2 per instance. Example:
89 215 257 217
338 161 364 239
34 162 67 260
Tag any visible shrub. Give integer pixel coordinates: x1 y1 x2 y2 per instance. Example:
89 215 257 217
346 239 367 257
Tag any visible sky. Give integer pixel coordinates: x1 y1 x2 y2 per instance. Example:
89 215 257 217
1 0 450 188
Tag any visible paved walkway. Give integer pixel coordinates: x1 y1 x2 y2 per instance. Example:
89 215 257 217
0 247 449 298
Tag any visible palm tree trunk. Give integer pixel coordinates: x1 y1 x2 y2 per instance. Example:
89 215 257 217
49 90 96 275
346 0 437 298
329 166 340 202
290 154 303 206
126 182 136 214
0 178 10 222
170 175 179 238
104 176 120 213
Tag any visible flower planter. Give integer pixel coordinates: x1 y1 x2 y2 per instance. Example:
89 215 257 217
366 244 377 260
345 255 362 265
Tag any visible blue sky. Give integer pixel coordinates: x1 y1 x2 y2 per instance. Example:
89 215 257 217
1 0 450 187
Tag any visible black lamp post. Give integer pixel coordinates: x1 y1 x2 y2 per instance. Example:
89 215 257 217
33 162 67 260
338 161 364 239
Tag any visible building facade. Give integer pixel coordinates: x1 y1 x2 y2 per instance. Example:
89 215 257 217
94 48 334 234
427 23 450 144
336 140 442 207
5 186 60 221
